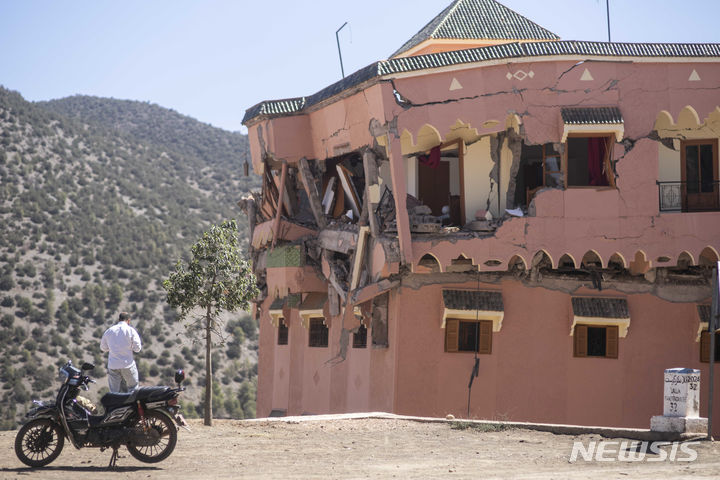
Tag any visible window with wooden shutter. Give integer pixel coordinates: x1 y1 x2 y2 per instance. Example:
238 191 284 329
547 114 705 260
574 325 588 357
478 320 492 354
605 325 618 359
445 319 492 354
700 330 720 363
445 318 459 352
574 324 619 359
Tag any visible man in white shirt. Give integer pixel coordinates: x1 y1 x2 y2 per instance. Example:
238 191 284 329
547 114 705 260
100 312 142 393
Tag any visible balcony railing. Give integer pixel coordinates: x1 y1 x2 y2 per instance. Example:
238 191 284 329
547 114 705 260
657 181 720 212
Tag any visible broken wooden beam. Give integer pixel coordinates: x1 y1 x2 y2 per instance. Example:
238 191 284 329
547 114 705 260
271 160 287 248
349 226 369 291
362 149 381 238
298 157 327 229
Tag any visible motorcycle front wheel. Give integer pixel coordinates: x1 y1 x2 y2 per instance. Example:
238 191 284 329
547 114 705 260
14 418 65 467
126 410 177 463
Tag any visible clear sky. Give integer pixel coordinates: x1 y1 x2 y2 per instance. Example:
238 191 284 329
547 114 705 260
1 0 718 132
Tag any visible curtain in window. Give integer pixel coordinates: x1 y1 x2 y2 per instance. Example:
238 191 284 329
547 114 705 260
587 137 609 186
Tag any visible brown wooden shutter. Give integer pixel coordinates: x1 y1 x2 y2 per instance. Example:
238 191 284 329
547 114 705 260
700 330 711 363
478 320 492 354
574 325 588 357
603 136 616 188
605 325 619 359
445 319 459 352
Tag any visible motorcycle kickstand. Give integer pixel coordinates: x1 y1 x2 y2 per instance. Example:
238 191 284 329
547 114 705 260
108 446 120 469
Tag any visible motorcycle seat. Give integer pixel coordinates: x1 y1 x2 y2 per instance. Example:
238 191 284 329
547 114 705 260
101 386 173 408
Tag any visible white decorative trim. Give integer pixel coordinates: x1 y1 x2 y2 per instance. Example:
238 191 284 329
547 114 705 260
450 78 463 90
441 309 504 332
570 316 630 338
269 310 284 328
506 69 534 81
561 124 624 143
299 310 324 329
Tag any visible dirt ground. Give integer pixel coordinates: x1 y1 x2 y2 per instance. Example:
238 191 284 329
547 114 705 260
2 417 720 479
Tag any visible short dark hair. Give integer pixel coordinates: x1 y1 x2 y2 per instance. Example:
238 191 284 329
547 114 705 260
119 312 131 322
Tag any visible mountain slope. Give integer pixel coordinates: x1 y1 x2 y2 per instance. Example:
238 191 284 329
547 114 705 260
0 87 260 428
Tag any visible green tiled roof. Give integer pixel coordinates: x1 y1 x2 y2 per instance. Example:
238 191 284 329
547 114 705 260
391 0 559 58
572 297 629 319
266 245 305 268
443 289 504 312
698 304 711 324
561 107 623 125
299 292 328 311
243 40 720 125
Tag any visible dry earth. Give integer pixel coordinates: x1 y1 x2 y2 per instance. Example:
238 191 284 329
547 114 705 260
1 417 720 479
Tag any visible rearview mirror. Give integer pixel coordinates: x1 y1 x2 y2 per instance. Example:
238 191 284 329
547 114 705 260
174 369 185 385
81 362 95 371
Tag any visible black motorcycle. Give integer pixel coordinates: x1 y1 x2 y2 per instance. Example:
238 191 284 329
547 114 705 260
15 360 188 468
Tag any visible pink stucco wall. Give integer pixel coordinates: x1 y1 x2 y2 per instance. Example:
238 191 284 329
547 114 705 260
250 54 720 433
391 281 719 435
258 281 720 436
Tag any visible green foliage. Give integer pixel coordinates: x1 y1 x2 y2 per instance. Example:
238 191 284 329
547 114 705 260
164 220 258 322
163 220 258 425
0 87 261 427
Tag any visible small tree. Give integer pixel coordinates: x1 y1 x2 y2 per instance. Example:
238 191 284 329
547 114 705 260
163 220 258 426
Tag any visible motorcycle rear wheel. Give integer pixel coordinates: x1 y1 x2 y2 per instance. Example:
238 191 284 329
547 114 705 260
126 411 177 463
14 419 65 467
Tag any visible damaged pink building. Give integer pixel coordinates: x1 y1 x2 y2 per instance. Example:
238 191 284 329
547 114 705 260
241 0 720 434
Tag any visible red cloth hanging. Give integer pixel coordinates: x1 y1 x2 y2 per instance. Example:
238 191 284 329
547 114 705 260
418 145 441 168
587 138 609 186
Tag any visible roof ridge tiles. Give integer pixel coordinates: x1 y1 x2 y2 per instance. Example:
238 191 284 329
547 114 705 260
243 40 720 125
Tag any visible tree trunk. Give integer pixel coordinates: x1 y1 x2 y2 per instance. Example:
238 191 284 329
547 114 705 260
204 305 213 426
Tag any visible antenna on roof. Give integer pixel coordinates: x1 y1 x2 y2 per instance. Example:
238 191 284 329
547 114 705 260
605 0 611 42
336 22 349 78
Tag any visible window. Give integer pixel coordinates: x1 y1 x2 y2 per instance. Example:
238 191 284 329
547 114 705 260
574 325 618 358
681 139 718 211
415 139 464 225
700 330 720 363
445 319 492 354
352 324 367 348
277 321 288 345
566 136 615 187
543 144 562 188
308 318 328 348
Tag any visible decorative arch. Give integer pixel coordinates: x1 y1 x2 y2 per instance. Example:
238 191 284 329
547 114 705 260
608 253 627 270
508 254 527 273
677 251 695 268
699 246 719 265
655 105 720 140
653 110 674 132
413 124 443 152
677 105 701 129
581 250 603 269
558 254 576 269
416 253 442 273
532 250 554 270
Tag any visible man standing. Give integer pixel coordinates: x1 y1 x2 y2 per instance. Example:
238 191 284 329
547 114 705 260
100 312 142 393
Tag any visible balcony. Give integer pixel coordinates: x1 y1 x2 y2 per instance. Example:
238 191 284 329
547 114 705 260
657 181 720 213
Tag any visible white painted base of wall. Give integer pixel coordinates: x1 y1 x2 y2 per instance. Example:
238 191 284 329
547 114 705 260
650 415 707 434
